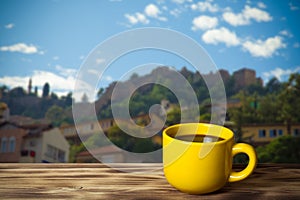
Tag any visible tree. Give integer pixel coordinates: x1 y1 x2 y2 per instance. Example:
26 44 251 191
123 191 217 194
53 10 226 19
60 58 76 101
9 87 26 97
228 91 258 141
0 85 8 98
166 107 181 126
84 133 110 149
34 86 38 96
97 88 104 100
45 105 66 127
65 92 73 106
256 136 300 163
107 125 157 153
265 77 283 94
69 143 86 163
257 94 281 123
278 73 300 134
50 92 58 100
130 73 139 80
42 82 50 98
61 92 73 107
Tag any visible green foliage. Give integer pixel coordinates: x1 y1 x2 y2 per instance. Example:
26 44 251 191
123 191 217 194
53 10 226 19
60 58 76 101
256 136 300 163
84 133 110 149
166 106 181 126
257 94 281 123
42 82 50 98
107 125 159 153
45 105 68 127
278 73 300 134
97 88 104 100
69 143 86 163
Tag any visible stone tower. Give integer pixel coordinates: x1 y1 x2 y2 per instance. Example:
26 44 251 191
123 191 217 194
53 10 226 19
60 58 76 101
28 78 32 94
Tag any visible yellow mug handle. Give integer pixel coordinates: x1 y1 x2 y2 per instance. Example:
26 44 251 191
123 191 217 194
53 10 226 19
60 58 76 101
229 143 257 182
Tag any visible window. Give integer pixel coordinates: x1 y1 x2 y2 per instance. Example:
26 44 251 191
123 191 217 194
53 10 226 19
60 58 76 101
9 137 16 152
269 129 277 138
46 144 57 160
258 130 266 138
294 129 300 137
58 150 65 162
278 129 283 136
45 144 66 162
1 137 7 153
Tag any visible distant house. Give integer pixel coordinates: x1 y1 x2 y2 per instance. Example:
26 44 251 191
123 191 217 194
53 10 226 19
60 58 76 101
60 114 154 145
60 118 115 145
76 145 122 163
0 110 69 163
0 122 27 162
76 144 161 163
20 127 70 163
242 123 300 146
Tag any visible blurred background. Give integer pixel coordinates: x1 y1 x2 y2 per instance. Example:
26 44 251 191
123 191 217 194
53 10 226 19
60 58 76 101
0 0 299 163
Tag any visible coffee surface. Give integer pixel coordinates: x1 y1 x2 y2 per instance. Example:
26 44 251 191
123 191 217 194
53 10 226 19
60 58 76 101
175 134 224 143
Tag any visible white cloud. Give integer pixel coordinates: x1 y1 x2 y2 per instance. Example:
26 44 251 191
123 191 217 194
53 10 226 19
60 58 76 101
124 12 149 25
202 27 240 46
145 4 167 21
55 65 77 77
192 15 218 31
170 8 182 17
0 43 41 54
172 0 185 3
104 75 113 82
289 2 299 11
223 5 272 26
5 23 14 29
124 4 167 25
263 67 300 81
96 58 106 64
293 42 300 48
242 36 286 58
0 66 90 101
191 0 219 13
53 56 59 60
257 2 266 9
0 70 75 95
279 30 293 38
145 4 160 18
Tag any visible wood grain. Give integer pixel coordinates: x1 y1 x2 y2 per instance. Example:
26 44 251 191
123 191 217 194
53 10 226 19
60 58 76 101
0 163 299 200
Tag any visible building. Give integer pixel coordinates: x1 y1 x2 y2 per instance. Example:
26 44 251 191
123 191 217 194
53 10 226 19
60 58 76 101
233 68 262 90
60 113 153 145
0 112 69 163
20 127 70 163
0 122 27 162
76 145 122 163
60 118 115 144
0 102 9 123
242 123 300 146
76 144 162 163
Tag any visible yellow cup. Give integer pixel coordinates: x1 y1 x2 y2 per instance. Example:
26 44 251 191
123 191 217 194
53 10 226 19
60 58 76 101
163 123 257 194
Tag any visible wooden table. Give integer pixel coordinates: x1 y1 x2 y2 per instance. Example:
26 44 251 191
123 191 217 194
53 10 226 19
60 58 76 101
0 163 299 199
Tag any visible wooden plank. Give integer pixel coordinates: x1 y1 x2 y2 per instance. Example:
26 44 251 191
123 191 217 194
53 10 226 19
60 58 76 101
0 164 299 199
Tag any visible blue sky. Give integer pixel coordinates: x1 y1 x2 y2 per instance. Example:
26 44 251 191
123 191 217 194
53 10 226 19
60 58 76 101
0 0 299 101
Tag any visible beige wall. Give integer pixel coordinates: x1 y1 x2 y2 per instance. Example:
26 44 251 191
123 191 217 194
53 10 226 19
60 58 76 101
242 124 300 143
21 136 43 163
41 128 70 163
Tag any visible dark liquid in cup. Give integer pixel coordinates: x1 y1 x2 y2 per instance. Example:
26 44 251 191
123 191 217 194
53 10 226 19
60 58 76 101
176 134 224 143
